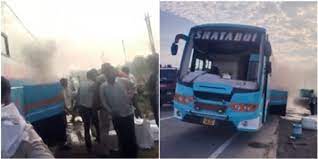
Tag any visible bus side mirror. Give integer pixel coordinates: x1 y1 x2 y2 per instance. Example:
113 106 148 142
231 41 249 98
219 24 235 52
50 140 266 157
265 41 272 57
171 34 189 56
266 61 272 74
171 43 178 55
1 33 10 57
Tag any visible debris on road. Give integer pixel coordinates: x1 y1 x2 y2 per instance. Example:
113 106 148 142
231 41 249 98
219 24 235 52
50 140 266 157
291 123 302 139
277 117 317 158
217 115 279 158
248 141 270 149
50 117 159 158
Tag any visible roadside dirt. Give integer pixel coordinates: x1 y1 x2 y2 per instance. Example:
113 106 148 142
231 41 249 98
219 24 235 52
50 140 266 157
50 118 159 158
277 117 317 158
52 141 159 158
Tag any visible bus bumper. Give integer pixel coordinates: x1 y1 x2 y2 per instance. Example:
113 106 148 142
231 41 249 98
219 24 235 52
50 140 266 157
174 104 262 132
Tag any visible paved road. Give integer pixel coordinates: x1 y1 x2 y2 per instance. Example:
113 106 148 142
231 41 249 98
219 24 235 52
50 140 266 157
160 107 279 158
160 107 237 158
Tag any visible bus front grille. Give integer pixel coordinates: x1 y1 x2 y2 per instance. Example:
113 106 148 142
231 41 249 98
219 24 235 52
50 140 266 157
194 91 231 102
194 102 227 112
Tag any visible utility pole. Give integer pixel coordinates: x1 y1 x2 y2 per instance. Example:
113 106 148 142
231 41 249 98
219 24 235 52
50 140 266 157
145 13 156 54
122 40 127 63
100 51 105 64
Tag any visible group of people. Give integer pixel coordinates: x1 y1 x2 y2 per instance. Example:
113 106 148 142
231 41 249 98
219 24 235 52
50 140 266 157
60 63 158 158
1 61 158 158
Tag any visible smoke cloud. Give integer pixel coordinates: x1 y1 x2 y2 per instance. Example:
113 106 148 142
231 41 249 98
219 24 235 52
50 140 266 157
22 40 58 83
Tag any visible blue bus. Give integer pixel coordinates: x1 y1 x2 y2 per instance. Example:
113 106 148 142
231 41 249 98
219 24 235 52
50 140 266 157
2 2 66 145
170 23 287 132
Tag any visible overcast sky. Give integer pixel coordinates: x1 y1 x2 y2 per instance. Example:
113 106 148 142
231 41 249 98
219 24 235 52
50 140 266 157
3 0 159 77
160 1 317 93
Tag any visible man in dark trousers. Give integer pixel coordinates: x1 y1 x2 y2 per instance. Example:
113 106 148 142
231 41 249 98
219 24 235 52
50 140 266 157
309 93 317 115
86 69 101 143
77 71 100 153
147 54 159 126
100 64 138 158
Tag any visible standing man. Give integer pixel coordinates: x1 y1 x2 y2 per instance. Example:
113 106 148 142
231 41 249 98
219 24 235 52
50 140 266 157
147 54 159 126
69 76 80 122
77 72 97 153
100 64 138 158
60 78 79 120
98 63 112 157
59 78 75 150
86 69 101 143
1 76 54 158
121 66 142 118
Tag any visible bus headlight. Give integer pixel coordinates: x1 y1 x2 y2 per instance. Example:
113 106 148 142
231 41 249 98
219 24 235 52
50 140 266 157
174 93 194 104
231 103 258 112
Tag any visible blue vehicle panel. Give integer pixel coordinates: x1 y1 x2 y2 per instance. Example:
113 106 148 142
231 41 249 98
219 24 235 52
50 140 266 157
269 89 288 106
23 83 64 123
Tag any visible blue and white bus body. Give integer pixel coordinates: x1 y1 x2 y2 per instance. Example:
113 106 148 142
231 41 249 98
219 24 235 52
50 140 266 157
171 24 287 132
1 3 66 145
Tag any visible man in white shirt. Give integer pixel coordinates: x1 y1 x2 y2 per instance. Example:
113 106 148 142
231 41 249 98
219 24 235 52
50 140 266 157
60 78 73 112
1 76 54 158
59 78 77 150
121 66 136 84
121 66 142 118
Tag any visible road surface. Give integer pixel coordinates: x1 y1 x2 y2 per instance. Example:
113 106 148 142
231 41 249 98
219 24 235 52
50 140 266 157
160 107 279 158
51 116 159 158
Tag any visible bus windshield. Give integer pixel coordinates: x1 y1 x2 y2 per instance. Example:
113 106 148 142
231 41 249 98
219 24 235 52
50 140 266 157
177 27 266 85
189 50 259 82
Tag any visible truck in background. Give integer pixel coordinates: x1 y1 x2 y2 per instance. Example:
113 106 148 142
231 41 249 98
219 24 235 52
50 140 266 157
160 65 178 107
170 23 288 132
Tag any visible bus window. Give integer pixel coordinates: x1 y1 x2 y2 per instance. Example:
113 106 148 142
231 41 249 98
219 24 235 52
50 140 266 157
247 61 258 81
1 33 10 57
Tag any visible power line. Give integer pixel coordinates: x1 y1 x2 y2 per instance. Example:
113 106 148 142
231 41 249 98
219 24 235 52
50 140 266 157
2 1 39 42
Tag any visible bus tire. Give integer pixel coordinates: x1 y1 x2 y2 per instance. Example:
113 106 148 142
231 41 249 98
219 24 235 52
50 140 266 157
31 113 67 146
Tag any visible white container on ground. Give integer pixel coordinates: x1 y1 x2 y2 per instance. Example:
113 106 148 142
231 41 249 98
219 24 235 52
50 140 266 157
301 115 317 130
134 118 155 149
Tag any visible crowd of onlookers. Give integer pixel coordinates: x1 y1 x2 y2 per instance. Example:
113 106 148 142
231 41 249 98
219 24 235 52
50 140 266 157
60 62 158 158
1 61 158 158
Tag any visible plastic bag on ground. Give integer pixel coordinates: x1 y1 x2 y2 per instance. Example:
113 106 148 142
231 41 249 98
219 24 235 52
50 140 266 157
135 118 154 149
149 120 159 141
